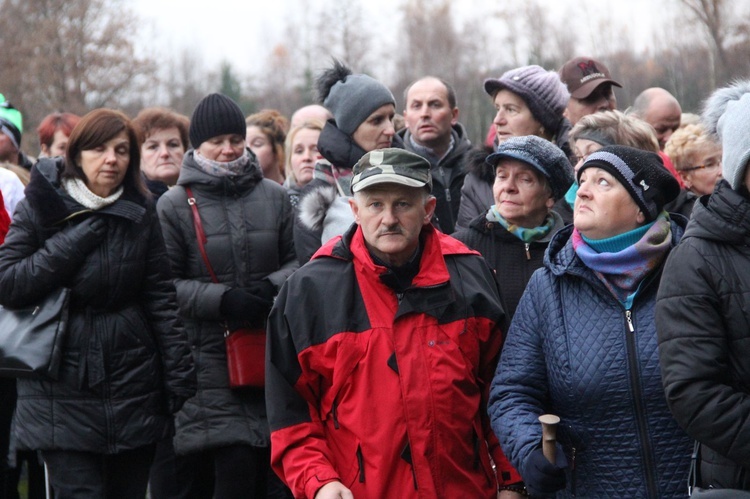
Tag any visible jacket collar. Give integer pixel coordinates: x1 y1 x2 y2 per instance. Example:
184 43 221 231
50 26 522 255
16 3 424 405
322 223 477 289
177 148 263 194
26 157 148 227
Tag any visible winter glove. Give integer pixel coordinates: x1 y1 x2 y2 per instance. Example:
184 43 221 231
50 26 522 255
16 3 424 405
246 279 276 303
522 445 568 498
220 288 274 324
55 216 107 253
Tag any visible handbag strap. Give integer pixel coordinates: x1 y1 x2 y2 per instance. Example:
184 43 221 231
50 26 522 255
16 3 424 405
185 187 219 284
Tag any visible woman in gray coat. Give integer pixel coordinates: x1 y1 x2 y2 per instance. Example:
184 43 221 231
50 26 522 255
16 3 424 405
156 93 297 498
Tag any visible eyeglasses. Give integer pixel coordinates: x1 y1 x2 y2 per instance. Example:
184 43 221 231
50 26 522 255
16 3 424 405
683 158 722 172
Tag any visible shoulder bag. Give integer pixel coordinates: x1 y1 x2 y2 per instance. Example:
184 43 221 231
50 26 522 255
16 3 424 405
185 187 266 388
0 287 71 379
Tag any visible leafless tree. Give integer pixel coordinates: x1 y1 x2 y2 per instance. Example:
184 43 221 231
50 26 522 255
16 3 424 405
0 0 155 149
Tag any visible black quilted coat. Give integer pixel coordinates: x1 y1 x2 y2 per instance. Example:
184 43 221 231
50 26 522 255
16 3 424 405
490 220 692 498
156 150 297 454
0 158 195 454
657 180 750 490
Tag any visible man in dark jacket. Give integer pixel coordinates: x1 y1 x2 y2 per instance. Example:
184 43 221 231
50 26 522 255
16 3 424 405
399 77 472 233
266 148 522 499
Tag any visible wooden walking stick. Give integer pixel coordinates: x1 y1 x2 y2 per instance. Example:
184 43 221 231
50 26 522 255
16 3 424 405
539 414 561 463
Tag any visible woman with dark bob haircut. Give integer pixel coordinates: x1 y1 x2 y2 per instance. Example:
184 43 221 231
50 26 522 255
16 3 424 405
0 108 196 499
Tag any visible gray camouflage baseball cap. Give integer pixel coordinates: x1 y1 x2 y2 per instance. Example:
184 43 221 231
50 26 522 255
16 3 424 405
351 148 432 193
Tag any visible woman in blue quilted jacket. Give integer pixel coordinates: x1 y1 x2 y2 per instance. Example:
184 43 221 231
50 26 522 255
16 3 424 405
488 145 692 498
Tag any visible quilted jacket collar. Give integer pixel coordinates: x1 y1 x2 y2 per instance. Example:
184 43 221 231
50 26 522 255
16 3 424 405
545 215 687 281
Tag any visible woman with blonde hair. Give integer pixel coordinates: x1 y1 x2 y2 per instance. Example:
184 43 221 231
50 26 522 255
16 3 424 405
282 119 323 208
665 123 722 196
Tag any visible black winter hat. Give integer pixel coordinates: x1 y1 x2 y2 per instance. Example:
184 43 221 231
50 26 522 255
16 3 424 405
577 145 680 222
189 93 246 148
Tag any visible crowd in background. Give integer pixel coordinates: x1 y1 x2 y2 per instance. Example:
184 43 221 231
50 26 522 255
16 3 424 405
0 52 747 499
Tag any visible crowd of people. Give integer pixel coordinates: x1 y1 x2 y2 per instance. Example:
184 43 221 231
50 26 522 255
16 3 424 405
0 53 747 499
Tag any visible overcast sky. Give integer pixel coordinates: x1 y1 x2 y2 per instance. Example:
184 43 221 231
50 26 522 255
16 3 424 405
131 0 663 78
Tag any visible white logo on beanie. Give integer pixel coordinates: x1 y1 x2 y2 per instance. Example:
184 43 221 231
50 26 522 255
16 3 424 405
640 179 650 191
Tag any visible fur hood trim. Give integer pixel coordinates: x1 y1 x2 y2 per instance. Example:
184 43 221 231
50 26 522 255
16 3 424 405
298 184 338 231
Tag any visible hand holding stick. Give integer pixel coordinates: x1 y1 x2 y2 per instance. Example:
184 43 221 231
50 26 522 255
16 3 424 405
538 414 561 463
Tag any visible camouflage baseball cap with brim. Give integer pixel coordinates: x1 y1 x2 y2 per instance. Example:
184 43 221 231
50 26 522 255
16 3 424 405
351 148 432 193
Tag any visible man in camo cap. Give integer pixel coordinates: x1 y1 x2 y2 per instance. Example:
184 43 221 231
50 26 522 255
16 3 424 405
266 148 520 498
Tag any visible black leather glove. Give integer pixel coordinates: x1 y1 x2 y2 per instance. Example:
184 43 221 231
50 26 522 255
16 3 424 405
220 288 274 324
56 217 107 254
522 446 568 497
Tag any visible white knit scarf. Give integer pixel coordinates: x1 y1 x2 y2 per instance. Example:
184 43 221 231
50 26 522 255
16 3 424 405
62 177 123 210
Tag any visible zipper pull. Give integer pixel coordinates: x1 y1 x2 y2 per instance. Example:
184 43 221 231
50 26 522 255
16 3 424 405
625 310 635 333
525 243 531 260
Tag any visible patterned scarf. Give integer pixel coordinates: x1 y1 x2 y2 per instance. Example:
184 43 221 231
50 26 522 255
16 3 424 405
312 159 353 196
62 177 123 210
572 212 672 308
194 149 252 177
488 205 556 243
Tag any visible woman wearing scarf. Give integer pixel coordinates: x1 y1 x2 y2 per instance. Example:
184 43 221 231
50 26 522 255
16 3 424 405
489 146 692 498
0 109 195 498
452 135 573 327
295 59 401 264
155 93 296 498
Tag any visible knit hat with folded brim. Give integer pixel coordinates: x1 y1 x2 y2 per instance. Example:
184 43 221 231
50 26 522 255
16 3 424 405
577 145 680 222
484 65 570 137
0 94 23 149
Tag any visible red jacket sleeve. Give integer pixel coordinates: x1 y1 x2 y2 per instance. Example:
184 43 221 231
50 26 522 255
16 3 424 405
0 191 9 244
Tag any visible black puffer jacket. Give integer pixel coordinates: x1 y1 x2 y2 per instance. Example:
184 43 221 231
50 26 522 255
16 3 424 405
657 180 750 490
156 150 297 454
0 158 195 454
399 123 472 234
452 210 566 327
456 146 494 231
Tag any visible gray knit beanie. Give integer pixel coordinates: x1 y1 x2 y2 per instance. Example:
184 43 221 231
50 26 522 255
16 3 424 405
324 74 395 136
578 145 680 221
484 65 570 137
702 80 750 191
189 93 246 148
486 135 574 201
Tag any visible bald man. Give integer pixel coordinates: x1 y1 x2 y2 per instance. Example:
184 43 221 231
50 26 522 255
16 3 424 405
290 104 332 129
630 88 682 151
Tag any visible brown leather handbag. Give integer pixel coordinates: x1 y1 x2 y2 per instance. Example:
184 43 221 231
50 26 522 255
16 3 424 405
185 187 266 388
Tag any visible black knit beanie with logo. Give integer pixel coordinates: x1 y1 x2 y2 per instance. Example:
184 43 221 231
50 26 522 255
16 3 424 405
577 145 680 221
189 93 246 149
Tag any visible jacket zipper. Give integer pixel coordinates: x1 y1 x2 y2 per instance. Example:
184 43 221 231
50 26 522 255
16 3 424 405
438 166 456 231
524 243 531 260
571 446 577 497
624 308 658 497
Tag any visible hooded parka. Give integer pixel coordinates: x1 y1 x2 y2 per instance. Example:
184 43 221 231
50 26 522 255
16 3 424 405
657 180 750 490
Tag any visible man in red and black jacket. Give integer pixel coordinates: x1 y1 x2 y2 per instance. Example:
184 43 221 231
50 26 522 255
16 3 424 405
266 148 523 498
